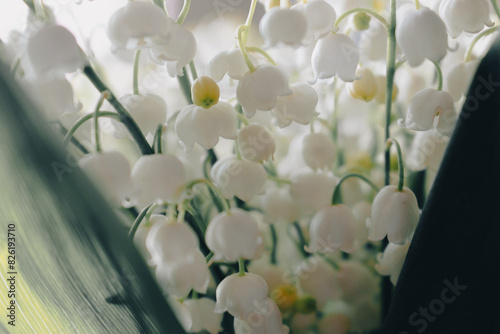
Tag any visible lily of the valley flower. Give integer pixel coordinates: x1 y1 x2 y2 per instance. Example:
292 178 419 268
237 124 276 162
24 25 86 79
215 273 269 318
205 208 264 262
273 83 319 128
261 187 301 223
367 185 420 245
155 249 210 297
146 215 199 266
211 155 267 201
28 78 81 118
107 1 172 51
234 298 289 334
376 241 411 285
439 0 494 38
398 88 456 136
237 64 292 117
184 298 223 334
396 8 448 67
78 151 133 207
308 204 357 253
131 154 186 205
302 133 336 171
151 22 197 77
292 0 337 42
311 33 360 83
208 48 254 82
259 7 308 49
348 67 379 102
289 172 336 211
175 101 237 151
119 94 167 136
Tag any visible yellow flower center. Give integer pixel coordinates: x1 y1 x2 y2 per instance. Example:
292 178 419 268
192 76 220 109
271 284 298 312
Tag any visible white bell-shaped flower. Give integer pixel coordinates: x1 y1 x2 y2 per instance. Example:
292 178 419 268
259 7 308 48
292 0 337 42
289 172 336 211
236 64 292 117
407 129 449 172
398 88 456 136
208 48 253 81
145 215 199 266
348 67 379 102
308 204 357 253
175 101 237 151
78 151 133 207
295 259 341 309
215 273 269 318
131 154 186 205
376 241 411 285
205 208 264 262
151 22 197 77
302 133 336 171
311 33 359 83
29 78 81 118
234 298 289 334
396 8 448 67
273 83 319 128
155 249 210 297
107 1 172 51
238 124 276 162
260 187 300 223
337 261 378 303
439 0 494 38
119 94 167 136
24 25 86 79
211 156 267 201
445 60 478 102
367 185 420 245
184 298 223 334
167 297 192 331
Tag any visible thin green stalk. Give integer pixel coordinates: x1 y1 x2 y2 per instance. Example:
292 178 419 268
465 26 499 62
331 173 379 205
335 8 389 29
152 0 165 11
93 92 108 153
177 72 193 104
63 111 120 146
237 25 256 72
270 224 278 265
432 60 443 91
155 124 163 154
184 178 231 212
292 222 308 258
246 46 277 65
176 0 191 25
415 0 420 9
386 138 405 191
58 123 89 154
83 66 154 155
267 175 292 185
492 0 500 20
189 61 198 81
133 49 142 95
238 257 246 276
128 204 153 239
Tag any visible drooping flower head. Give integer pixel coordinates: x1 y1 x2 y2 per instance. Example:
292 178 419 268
237 124 276 162
273 83 319 128
292 0 337 42
119 94 167 136
439 0 494 38
301 132 336 171
259 7 308 48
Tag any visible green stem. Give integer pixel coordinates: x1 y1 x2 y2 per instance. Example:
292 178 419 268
176 0 191 25
270 224 278 265
386 138 405 191
492 0 500 21
317 253 340 271
184 179 231 212
133 49 142 95
465 26 499 62
144 202 164 224
292 222 308 258
415 0 420 9
83 66 154 155
245 0 258 30
177 72 193 104
189 61 198 81
155 124 163 154
335 8 389 29
236 112 250 126
432 60 443 91
331 173 379 205
246 46 277 65
238 258 246 276
152 0 165 11
267 175 292 185
237 25 256 72
128 204 153 239
93 92 108 153
384 0 397 187
63 111 120 146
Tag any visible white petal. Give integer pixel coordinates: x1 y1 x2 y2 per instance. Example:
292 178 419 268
259 7 308 48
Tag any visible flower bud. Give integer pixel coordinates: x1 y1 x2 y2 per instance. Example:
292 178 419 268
211 156 267 201
353 12 371 31
367 185 420 245
271 285 298 313
192 76 220 109
348 68 379 102
376 241 410 285
238 124 276 162
374 75 399 104
301 133 336 171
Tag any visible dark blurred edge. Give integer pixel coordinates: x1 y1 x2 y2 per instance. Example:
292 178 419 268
0 59 185 333
383 38 500 333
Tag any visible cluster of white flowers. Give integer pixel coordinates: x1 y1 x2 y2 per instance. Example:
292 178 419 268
4 0 498 332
